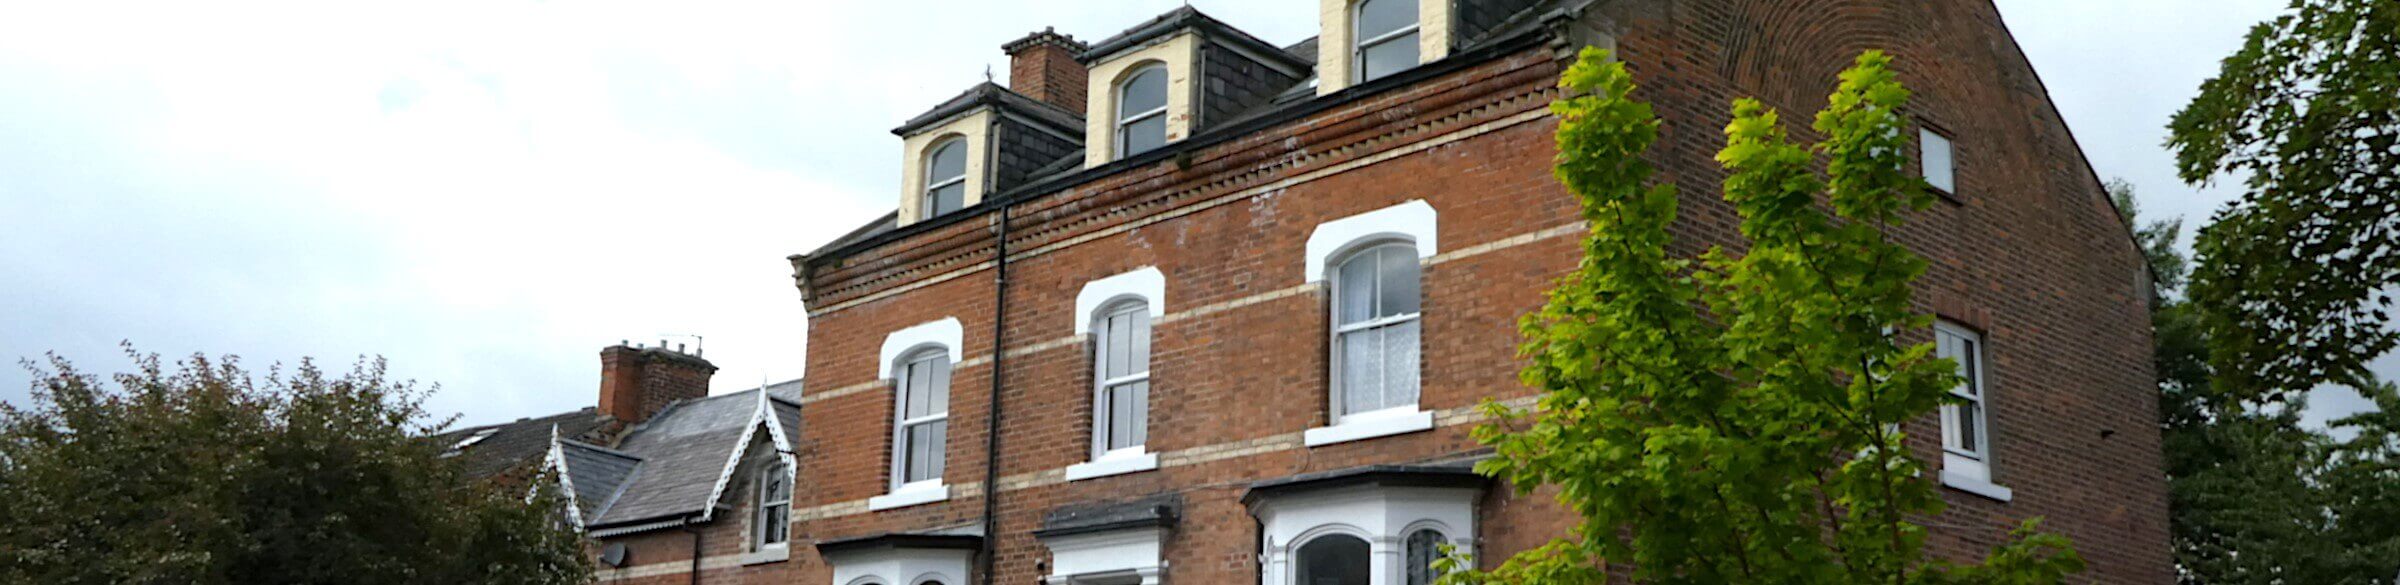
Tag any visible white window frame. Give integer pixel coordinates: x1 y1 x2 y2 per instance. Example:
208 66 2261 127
1921 128 1956 195
1329 242 1423 421
1090 300 1152 459
1351 0 1421 83
753 461 791 551
1301 202 1438 447
923 137 968 217
1113 64 1170 160
1935 320 2012 501
1066 270 1167 481
892 349 949 490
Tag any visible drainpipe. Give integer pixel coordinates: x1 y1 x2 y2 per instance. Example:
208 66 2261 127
978 193 1012 585
684 519 703 585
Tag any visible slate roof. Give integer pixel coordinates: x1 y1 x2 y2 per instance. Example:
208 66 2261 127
801 0 1567 264
552 380 805 533
1241 460 1487 504
434 407 614 480
1079 6 1312 72
1034 493 1180 538
893 82 1085 138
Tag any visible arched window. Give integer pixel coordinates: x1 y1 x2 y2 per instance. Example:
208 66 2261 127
893 347 951 488
1353 0 1420 82
753 460 791 550
923 138 968 218
1115 65 1170 159
1331 242 1422 421
1405 529 1446 585
1295 535 1371 585
1092 299 1152 456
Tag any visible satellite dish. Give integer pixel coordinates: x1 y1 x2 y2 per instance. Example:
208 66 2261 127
601 543 630 568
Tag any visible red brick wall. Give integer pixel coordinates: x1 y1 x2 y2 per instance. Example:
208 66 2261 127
727 1 2170 584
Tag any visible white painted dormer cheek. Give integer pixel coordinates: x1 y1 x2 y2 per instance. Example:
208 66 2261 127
1084 33 1198 169
1316 0 1452 96
898 109 994 226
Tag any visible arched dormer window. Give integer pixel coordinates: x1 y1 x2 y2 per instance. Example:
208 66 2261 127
1114 64 1170 160
923 138 968 218
1353 0 1420 83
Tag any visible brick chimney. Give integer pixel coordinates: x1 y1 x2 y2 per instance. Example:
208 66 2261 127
1003 27 1090 114
598 343 717 423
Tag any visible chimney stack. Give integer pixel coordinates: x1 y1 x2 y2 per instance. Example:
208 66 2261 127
598 343 718 424
1003 27 1090 114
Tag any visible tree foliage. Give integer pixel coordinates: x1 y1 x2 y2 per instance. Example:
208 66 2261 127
2168 0 2400 401
0 348 592 585
1444 48 2080 584
2118 176 2400 582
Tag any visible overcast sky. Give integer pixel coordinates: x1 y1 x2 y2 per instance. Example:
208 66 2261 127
0 0 2383 431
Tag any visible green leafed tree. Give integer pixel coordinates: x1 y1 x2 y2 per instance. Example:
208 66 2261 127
2168 0 2399 402
1442 48 2080 584
0 348 592 585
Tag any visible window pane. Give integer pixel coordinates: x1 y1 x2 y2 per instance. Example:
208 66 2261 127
1384 320 1420 408
905 420 948 482
903 361 931 419
1342 328 1382 414
1406 530 1446 585
928 141 966 182
929 183 966 216
1958 401 1981 453
1107 311 1132 378
1356 0 1418 39
928 421 946 479
1296 535 1373 585
1129 380 1148 448
1378 246 1421 316
928 356 951 415
1941 403 1963 452
1108 382 1140 450
1119 68 1167 119
1121 115 1167 158
1129 307 1151 374
1958 338 1981 398
1922 130 1955 193
1337 252 1378 324
1360 34 1420 82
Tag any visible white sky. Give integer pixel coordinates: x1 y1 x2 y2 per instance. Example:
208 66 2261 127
0 0 2381 430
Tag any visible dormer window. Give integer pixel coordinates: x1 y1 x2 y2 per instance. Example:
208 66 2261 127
1354 0 1420 83
923 138 969 218
1115 64 1171 159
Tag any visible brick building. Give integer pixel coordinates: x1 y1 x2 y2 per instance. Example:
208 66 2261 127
556 0 2173 583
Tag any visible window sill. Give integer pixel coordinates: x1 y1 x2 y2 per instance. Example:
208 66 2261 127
1064 451 1160 482
1304 408 1434 447
867 481 950 511
1940 470 2015 503
738 545 789 566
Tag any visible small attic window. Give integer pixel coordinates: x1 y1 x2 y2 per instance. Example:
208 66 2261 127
1354 0 1420 82
924 138 969 217
444 428 499 457
1115 64 1170 159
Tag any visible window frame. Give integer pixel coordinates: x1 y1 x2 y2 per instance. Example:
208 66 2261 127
1328 241 1424 423
1113 63 1171 160
1351 0 1422 83
922 138 969 218
1936 321 1993 479
1404 528 1448 585
1920 127 1957 196
1089 299 1153 460
1293 533 1374 585
890 347 952 491
753 459 792 551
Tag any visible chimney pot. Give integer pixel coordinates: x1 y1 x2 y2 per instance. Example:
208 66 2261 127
1003 28 1090 114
